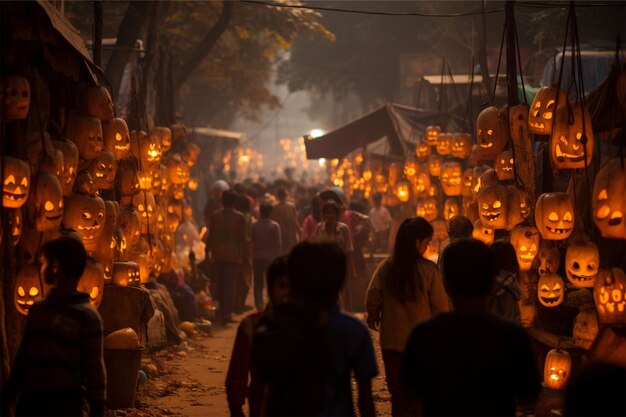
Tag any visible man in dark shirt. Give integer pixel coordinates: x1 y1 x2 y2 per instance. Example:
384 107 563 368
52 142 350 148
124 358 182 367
402 238 540 417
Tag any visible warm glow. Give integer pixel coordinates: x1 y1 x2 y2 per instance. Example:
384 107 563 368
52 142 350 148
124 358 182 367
310 128 326 138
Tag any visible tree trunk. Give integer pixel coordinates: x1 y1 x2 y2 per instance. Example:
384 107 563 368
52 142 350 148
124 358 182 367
174 1 235 91
105 1 153 100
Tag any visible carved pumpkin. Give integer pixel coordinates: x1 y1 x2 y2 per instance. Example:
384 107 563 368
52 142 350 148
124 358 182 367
537 245 560 276
388 162 402 186
2 157 30 208
83 85 115 120
478 184 508 229
14 265 46 315
508 103 529 144
40 150 64 183
572 307 598 350
428 154 442 177
112 261 141 287
440 162 462 196
594 268 626 324
116 158 140 197
0 76 30 120
528 86 567 135
182 143 201 167
63 193 105 253
565 241 599 288
494 150 515 181
151 127 172 153
544 348 571 390
65 114 103 160
403 158 418 179
126 191 157 234
592 158 626 239
415 141 430 160
534 192 574 240
461 169 474 197
436 133 453 156
451 133 471 159
93 200 118 279
538 273 565 307
102 118 130 160
29 173 64 231
88 150 116 190
151 165 165 197
476 106 508 160
395 180 410 203
471 166 493 199
424 125 441 146
510 224 540 271
416 197 438 222
118 205 142 254
550 103 594 169
140 133 162 173
128 252 150 284
413 173 431 198
77 261 105 308
443 198 460 221
167 154 190 185
53 140 79 196
472 219 494 245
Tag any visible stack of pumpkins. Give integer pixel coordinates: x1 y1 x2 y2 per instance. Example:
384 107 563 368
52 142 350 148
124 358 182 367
1 77 202 318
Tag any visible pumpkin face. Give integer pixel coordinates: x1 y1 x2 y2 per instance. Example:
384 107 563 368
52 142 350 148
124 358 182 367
151 165 165 197
461 169 474 197
428 154 442 177
14 265 46 315
415 141 430 160
129 191 157 234
510 225 541 271
550 103 594 169
167 155 190 185
0 76 30 120
73 172 95 196
89 151 116 190
128 252 150 284
83 85 115 120
140 134 162 173
477 184 508 229
544 348 571 390
436 133 453 156
403 159 418 179
112 261 141 287
413 173 431 197
2 157 30 208
183 143 201 167
118 205 142 250
528 86 567 135
572 308 599 350
537 245 560 276
102 118 130 160
152 127 172 153
565 241 599 288
592 158 626 239
53 140 79 196
93 201 118 278
424 125 441 146
476 106 508 160
170 183 185 201
471 219 494 245
535 192 574 240
395 180 410 203
538 273 565 307
443 198 460 221
30 173 64 231
65 114 103 160
440 162 462 196
77 261 105 308
451 133 471 159
495 150 515 181
593 268 626 324
63 194 105 252
116 159 140 197
416 197 438 222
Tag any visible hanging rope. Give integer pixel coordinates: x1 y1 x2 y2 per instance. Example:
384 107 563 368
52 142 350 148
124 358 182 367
490 23 507 105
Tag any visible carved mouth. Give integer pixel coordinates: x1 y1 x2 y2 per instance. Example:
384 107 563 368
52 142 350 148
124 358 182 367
519 252 536 261
4 191 27 201
555 144 584 161
502 167 513 172
530 121 545 129
540 295 561 305
95 173 105 178
569 273 596 282
45 214 62 221
479 142 493 148
482 212 501 222
546 226 571 235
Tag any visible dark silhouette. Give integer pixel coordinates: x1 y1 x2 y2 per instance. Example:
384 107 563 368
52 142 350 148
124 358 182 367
564 362 626 417
489 241 521 324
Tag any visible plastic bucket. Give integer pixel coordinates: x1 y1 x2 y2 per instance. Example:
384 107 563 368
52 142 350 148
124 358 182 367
104 347 144 409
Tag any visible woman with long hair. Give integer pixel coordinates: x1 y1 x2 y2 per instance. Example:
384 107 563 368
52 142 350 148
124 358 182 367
365 216 449 417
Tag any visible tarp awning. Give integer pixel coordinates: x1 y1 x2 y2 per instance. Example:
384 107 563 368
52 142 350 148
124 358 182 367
304 103 468 159
192 127 245 144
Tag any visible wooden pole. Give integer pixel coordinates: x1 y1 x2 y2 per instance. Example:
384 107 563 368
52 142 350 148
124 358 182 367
505 1 518 106
93 0 103 67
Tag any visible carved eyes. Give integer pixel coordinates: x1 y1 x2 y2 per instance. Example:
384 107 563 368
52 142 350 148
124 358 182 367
493 200 502 209
4 175 15 186
541 283 562 292
17 286 39 297
115 133 123 141
548 211 573 222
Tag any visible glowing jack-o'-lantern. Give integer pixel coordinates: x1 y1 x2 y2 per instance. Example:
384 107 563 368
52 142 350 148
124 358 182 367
544 348 571 390
112 261 141 287
118 205 142 252
53 140 79 196
63 193 105 253
77 261 105 308
510 224 540 271
451 133 471 159
572 307 598 350
403 159 418 179
30 173 64 231
415 141 430 160
472 219 494 245
2 157 30 208
416 197 438 222
83 85 115 120
534 192 574 240
93 201 118 278
436 133 453 156
424 126 441 146
592 158 626 239
594 268 626 324
428 154 442 177
151 127 172 153
440 162 462 196
537 245 560 276
470 166 492 199
538 273 565 307
7 208 22 246
140 134 163 173
476 106 508 160
477 184 508 229
0 76 30 120
102 118 130 160
550 103 594 169
65 114 103 160
495 150 515 181
395 180 410 203
461 169 474 197
88 150 116 190
413 173 431 198
127 191 157 234
565 241 599 288
388 163 402 186
182 143 201 167
443 198 459 221
14 265 47 315
128 252 150 284
116 158 140 197
167 155 190 185
528 86 567 135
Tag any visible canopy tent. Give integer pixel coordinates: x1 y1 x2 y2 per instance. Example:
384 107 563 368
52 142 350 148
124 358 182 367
304 103 468 160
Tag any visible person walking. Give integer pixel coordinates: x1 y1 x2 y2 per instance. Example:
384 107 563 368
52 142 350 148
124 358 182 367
250 203 282 310
271 187 301 255
369 192 392 254
489 241 522 324
300 196 321 240
365 217 449 417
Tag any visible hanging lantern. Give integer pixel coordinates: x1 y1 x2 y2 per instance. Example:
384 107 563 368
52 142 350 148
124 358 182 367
413 173 431 198
112 261 141 287
29 173 64 232
435 133 453 156
77 261 105 308
543 349 571 390
528 86 567 135
64 114 103 160
403 158 418 179
88 150 117 190
102 118 131 160
140 133 163 173
166 154 190 185
510 224 541 271
550 103 594 169
151 127 172 153
592 158 626 239
182 143 201 167
565 241 599 288
53 140 79 196
440 162 462 196
477 184 508 230
83 85 115 120
0 75 30 121
118 205 142 253
395 180 410 203
494 150 515 181
476 106 508 160
534 192 574 240
2 157 30 209
428 154 442 177
537 273 565 307
424 126 441 146
7 208 22 246
416 197 438 222
63 193 106 253
14 265 47 315
593 268 626 324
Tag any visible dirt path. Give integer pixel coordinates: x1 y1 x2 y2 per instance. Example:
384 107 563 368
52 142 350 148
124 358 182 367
110 311 392 417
